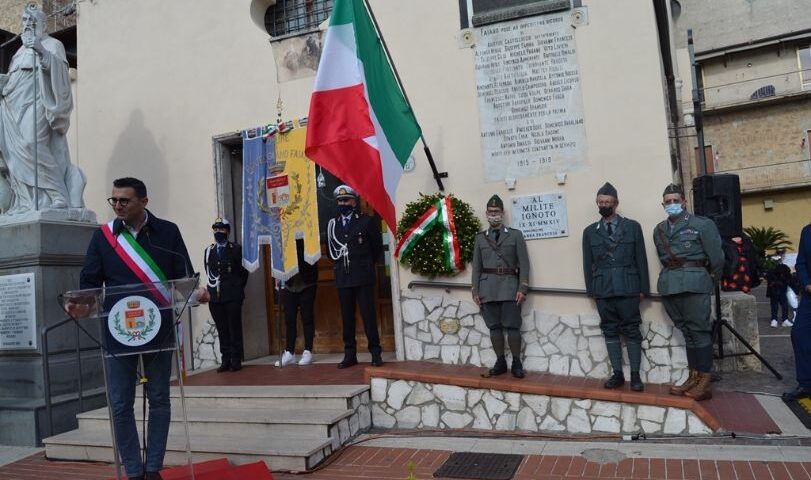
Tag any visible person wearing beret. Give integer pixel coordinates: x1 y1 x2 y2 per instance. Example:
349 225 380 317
204 217 250 372
582 182 649 391
471 194 531 378
653 184 723 401
327 185 384 369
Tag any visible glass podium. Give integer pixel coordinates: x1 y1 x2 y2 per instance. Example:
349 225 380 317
60 277 201 480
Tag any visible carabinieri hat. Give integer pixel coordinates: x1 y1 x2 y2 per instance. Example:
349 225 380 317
212 217 231 230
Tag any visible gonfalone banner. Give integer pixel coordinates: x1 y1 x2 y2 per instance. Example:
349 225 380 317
241 120 320 279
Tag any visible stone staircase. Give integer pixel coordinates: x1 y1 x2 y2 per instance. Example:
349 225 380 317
43 385 371 472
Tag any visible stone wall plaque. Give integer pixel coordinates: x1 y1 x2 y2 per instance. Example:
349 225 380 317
0 272 36 350
475 12 587 181
511 192 568 240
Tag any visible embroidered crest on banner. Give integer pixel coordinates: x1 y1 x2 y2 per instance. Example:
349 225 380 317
108 295 160 346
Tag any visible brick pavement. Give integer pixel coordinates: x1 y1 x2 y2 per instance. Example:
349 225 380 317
3 446 811 480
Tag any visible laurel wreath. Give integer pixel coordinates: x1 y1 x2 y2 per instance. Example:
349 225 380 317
113 308 157 342
396 193 480 277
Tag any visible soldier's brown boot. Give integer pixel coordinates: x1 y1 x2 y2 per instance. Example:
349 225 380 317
669 368 698 396
684 372 713 401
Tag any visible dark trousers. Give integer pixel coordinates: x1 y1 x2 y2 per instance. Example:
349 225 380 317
595 296 643 341
209 300 244 365
338 284 381 357
282 285 317 353
770 294 789 321
792 295 811 387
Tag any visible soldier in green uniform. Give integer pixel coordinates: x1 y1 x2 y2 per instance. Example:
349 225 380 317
653 184 724 401
582 183 649 391
471 195 531 378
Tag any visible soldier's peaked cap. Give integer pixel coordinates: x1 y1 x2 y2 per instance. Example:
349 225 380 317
596 182 618 198
212 217 231 230
486 194 504 210
662 183 684 196
333 185 358 200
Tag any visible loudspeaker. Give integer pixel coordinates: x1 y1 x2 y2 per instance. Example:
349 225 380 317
692 174 742 237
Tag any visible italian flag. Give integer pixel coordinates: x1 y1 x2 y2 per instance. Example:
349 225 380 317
305 0 421 229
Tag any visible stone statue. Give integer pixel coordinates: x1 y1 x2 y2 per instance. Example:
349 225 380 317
0 4 89 220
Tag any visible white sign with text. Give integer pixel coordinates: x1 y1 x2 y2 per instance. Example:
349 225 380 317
511 192 569 240
0 273 37 350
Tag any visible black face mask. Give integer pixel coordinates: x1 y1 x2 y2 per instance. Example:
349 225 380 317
598 206 614 218
214 232 228 243
338 205 354 216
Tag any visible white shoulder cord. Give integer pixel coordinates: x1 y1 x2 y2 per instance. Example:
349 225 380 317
327 218 350 269
204 245 220 290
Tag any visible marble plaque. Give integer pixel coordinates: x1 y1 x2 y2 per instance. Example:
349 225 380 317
511 192 568 240
0 272 36 350
475 12 587 181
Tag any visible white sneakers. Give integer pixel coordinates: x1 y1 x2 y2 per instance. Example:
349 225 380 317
274 350 314 366
771 319 795 328
299 350 313 365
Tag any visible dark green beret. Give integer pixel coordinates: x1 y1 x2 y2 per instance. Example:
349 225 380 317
597 182 618 198
663 183 684 196
486 194 504 210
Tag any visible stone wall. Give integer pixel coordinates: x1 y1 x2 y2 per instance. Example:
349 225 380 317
370 378 713 436
400 291 689 385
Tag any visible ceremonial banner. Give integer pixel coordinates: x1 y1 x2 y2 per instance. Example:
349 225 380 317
242 120 320 280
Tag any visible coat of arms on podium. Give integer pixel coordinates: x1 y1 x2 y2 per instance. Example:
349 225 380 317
108 295 160 346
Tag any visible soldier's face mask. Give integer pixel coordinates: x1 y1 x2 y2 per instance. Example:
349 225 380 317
664 203 683 217
338 204 355 216
214 231 228 243
598 206 614 218
486 214 503 227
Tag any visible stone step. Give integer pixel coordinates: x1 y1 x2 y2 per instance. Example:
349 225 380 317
76 406 353 438
43 429 333 472
149 385 369 410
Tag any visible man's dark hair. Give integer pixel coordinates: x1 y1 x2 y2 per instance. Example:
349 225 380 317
113 177 147 198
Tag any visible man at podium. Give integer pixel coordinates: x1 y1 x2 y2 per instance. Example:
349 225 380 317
78 177 208 480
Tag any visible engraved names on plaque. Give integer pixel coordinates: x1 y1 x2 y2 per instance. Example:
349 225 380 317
475 12 587 181
511 193 568 240
0 273 37 350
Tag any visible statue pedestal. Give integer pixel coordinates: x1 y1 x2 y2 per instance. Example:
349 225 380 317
0 220 106 446
0 207 96 227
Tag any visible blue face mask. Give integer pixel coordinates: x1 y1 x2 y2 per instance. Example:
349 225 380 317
664 203 683 217
338 205 354 216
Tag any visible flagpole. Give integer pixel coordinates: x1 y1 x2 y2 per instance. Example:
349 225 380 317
361 0 448 192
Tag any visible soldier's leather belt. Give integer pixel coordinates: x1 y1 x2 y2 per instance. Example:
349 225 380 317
664 260 706 269
482 267 519 276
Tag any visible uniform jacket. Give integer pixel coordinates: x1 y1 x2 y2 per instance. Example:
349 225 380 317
797 223 811 293
80 210 194 290
333 212 382 289
204 241 249 303
471 226 530 303
582 215 650 298
653 212 724 295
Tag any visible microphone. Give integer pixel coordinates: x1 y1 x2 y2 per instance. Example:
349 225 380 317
144 227 193 280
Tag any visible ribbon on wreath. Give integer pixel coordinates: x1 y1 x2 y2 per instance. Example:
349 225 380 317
394 196 463 272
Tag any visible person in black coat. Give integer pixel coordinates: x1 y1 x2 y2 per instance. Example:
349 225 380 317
277 238 319 366
204 217 249 372
766 262 793 328
327 185 383 368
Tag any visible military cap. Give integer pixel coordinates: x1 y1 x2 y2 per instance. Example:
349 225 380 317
662 183 684 196
212 217 231 230
596 182 618 199
486 194 504 210
333 184 358 200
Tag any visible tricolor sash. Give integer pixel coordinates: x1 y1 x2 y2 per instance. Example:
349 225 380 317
101 221 173 306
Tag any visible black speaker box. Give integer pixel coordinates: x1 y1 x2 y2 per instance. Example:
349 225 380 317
691 174 742 237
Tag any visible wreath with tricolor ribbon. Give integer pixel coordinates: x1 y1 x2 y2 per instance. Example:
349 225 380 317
395 193 480 277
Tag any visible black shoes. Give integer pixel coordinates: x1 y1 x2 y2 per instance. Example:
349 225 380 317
782 385 811 401
371 354 384 367
604 372 625 389
489 356 508 376
337 356 358 369
216 362 230 373
145 472 163 480
630 372 644 392
230 361 242 372
511 358 525 379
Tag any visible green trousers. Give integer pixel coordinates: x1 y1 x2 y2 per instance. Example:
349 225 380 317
662 292 712 349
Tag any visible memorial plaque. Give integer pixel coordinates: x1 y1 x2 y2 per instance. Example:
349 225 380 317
511 193 568 240
0 273 37 350
475 12 587 181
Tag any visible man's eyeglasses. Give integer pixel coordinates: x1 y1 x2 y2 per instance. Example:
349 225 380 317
107 197 132 207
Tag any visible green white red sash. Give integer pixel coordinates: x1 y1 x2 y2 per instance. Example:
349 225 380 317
394 196 463 272
101 221 173 306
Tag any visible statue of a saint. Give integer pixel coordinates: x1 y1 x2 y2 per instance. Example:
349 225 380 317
0 4 86 216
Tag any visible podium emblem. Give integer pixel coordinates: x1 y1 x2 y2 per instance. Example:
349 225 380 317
109 295 160 346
